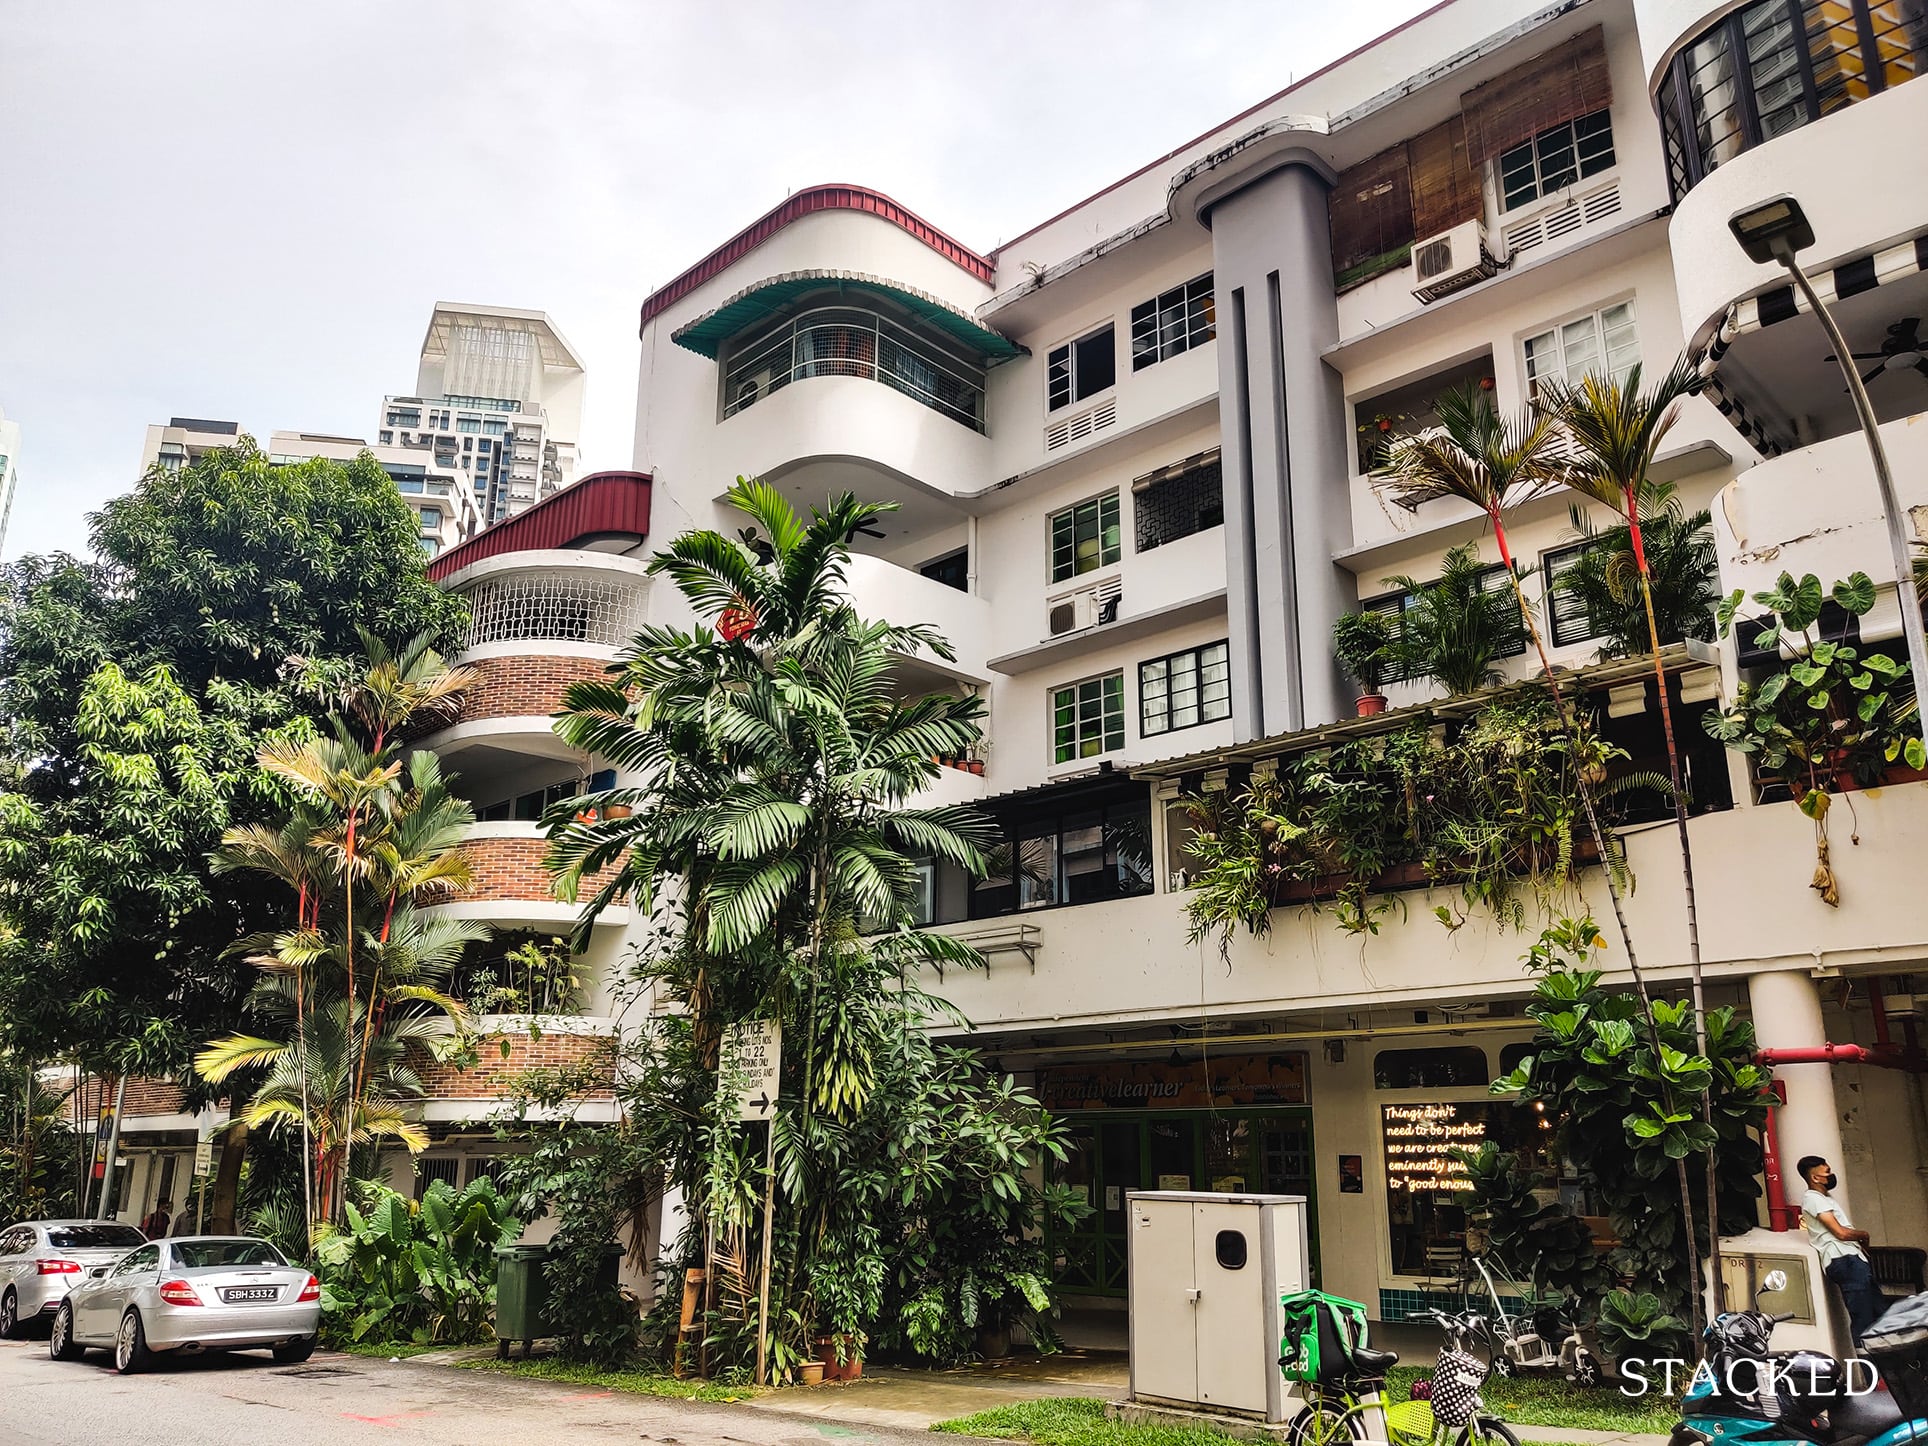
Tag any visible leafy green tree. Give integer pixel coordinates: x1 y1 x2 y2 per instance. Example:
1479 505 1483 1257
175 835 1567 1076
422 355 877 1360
0 440 466 1218
1551 483 1717 661
538 481 1083 1378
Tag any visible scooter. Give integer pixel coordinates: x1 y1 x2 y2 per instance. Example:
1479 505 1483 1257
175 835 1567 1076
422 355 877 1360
1672 1270 1928 1446
1468 1254 1603 1386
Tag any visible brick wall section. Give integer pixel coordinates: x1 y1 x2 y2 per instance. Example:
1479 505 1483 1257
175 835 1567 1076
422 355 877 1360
456 654 612 722
415 1030 617 1100
119 1077 188 1117
460 835 625 904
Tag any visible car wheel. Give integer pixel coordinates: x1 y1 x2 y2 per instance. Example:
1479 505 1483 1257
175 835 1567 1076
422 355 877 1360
49 1302 85 1362
272 1336 317 1365
0 1289 18 1340
114 1310 152 1375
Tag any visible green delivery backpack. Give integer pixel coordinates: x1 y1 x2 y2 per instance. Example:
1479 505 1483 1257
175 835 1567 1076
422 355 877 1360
1279 1289 1373 1384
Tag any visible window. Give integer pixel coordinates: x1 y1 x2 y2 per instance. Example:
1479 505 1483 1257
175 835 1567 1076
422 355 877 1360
378 430 393 444
1524 301 1639 398
1140 642 1231 736
386 409 420 428
1053 672 1126 763
1543 540 1612 648
112 1245 160 1278
1374 1046 1491 1089
1498 109 1615 211
171 1239 285 1269
484 419 508 436
1658 0 1924 199
457 416 481 433
1130 274 1215 370
919 549 969 592
1050 493 1121 582
1363 565 1527 681
1047 325 1116 411
417 1157 460 1197
46 1224 144 1251
967 781 1153 918
1135 456 1224 551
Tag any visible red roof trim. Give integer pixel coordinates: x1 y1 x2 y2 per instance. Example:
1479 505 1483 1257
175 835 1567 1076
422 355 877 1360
426 471 653 581
990 0 1460 259
638 184 996 334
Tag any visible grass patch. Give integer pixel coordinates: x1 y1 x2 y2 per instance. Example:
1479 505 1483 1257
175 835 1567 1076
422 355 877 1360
462 1354 760 1402
332 1339 445 1359
933 1398 1247 1446
1385 1365 1675 1433
934 1387 1672 1446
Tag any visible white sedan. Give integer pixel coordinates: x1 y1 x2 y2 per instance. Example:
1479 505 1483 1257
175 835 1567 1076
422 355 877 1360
49 1236 320 1373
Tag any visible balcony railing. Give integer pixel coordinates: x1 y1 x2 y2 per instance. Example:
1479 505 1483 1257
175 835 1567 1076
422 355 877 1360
722 306 987 432
463 572 646 650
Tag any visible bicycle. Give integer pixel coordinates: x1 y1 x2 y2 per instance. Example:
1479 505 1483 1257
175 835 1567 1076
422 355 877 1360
1284 1308 1520 1446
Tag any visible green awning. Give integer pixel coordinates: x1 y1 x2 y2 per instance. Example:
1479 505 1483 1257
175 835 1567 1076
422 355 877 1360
671 270 1026 364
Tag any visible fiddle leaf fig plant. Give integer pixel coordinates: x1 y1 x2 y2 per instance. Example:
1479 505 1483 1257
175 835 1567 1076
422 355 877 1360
1703 570 1923 904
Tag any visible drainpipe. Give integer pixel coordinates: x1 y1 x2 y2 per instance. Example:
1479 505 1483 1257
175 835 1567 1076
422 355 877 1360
1869 976 1893 1049
966 514 980 596
1761 1081 1796 1231
1756 1043 1925 1069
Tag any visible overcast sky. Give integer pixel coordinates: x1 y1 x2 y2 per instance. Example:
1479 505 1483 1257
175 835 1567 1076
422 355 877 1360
0 0 1435 562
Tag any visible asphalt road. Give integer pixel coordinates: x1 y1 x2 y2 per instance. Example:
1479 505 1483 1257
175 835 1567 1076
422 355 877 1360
0 1333 944 1446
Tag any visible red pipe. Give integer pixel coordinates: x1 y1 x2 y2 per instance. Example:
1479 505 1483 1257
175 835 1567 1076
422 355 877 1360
1761 1081 1796 1231
1759 1043 1895 1066
1869 977 1893 1050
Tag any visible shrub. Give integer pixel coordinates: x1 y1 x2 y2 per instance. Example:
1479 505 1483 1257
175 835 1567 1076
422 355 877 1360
313 1176 520 1346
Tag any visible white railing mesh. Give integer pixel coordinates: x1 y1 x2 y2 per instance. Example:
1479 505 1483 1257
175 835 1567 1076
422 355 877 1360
464 573 646 648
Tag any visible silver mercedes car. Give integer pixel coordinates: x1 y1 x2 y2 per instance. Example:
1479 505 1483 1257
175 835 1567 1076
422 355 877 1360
49 1235 320 1372
0 1220 149 1337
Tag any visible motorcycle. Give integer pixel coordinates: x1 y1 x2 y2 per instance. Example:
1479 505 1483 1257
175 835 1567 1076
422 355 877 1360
1672 1270 1928 1446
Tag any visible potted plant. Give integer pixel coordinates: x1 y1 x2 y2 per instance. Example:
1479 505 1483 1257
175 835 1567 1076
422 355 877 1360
817 1330 863 1381
1703 570 1924 906
1332 609 1395 715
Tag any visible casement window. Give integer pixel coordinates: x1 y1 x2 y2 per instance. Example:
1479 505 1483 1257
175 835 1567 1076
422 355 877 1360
1542 540 1612 647
1135 454 1224 552
1130 274 1216 371
1498 109 1616 211
966 780 1154 917
1047 325 1116 411
1052 672 1126 764
1050 492 1122 582
1140 642 1232 736
1523 300 1639 398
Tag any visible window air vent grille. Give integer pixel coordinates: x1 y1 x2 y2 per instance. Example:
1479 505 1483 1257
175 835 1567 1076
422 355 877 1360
1502 181 1622 259
1044 398 1118 452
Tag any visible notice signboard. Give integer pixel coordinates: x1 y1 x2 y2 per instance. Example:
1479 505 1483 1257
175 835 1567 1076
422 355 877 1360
194 1135 214 1178
720 1020 781 1123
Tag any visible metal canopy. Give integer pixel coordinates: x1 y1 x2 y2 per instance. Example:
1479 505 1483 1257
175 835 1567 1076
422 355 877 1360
671 270 1026 363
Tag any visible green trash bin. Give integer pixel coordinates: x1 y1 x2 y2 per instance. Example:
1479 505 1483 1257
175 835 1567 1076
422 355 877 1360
494 1242 628 1359
494 1243 551 1359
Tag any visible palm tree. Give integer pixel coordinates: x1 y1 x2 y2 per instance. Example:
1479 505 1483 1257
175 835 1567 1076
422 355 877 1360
1381 542 1521 695
1374 384 1709 1338
545 479 999 1381
1540 356 1723 1314
199 630 483 1233
1550 482 1717 659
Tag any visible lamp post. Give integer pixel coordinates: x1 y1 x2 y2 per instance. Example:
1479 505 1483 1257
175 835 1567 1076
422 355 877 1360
1728 195 1928 737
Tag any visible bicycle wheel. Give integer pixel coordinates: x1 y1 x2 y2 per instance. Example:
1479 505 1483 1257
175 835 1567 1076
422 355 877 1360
1457 1416 1522 1446
1289 1400 1368 1446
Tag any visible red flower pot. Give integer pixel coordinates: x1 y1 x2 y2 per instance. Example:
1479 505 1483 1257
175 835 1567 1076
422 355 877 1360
1356 693 1388 717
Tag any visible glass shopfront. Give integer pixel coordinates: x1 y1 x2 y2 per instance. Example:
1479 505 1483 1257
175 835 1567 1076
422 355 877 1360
1042 1053 1314 1296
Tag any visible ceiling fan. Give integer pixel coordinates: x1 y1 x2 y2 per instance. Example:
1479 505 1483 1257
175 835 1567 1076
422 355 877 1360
840 521 886 543
1827 316 1928 387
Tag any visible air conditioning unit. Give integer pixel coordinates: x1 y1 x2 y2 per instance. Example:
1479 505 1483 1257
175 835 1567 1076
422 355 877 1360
1046 578 1124 636
1410 219 1504 304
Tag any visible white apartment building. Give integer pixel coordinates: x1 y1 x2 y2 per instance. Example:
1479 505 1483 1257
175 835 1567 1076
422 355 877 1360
378 303 586 528
379 0 1928 1330
0 404 19 556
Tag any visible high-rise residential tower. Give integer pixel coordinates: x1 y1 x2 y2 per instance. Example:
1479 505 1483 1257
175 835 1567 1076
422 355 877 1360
377 303 586 527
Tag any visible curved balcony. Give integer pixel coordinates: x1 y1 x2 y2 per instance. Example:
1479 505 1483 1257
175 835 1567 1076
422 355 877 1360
1715 413 1928 622
441 550 651 664
723 305 989 432
413 1016 619 1120
431 823 629 930
424 652 614 769
844 552 992 682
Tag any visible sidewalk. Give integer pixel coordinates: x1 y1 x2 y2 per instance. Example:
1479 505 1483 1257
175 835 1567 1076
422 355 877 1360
744 1350 1130 1432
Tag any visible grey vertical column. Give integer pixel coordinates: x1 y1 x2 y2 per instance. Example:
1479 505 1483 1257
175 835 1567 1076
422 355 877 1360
1206 156 1355 735
1219 288 1264 743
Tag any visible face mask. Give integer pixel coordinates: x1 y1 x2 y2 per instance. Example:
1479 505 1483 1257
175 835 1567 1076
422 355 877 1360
1825 1173 1838 1191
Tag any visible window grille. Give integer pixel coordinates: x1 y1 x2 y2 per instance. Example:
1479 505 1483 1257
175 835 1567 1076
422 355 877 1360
1135 457 1224 551
416 1157 460 1198
463 573 646 648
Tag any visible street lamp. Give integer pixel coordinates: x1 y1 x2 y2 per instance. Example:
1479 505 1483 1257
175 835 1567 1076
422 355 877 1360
1728 195 1928 744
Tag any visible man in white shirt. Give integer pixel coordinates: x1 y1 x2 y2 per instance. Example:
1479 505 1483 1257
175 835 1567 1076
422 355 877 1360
1797 1154 1883 1340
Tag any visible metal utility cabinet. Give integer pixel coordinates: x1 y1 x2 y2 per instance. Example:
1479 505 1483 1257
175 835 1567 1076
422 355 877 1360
1127 1191 1310 1422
